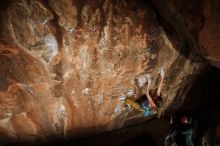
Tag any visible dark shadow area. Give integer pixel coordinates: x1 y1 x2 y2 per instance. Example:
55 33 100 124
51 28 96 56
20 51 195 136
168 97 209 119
2 118 169 146
148 0 204 63
0 0 11 12
135 94 147 104
166 66 220 112
120 132 157 146
165 66 220 146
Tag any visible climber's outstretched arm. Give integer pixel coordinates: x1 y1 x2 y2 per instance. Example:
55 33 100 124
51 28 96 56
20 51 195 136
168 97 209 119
146 75 156 107
157 69 165 97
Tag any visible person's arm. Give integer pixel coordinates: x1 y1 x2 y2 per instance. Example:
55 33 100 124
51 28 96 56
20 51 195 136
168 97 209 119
156 69 165 98
145 75 156 107
157 75 164 97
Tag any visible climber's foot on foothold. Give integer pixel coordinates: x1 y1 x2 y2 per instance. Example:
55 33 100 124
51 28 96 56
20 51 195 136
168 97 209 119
127 104 133 112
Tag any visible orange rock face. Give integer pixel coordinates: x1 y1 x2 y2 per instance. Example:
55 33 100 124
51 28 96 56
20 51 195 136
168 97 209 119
0 0 207 143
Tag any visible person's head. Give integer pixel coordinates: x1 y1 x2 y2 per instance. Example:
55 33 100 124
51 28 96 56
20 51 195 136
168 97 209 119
156 96 163 107
180 115 190 124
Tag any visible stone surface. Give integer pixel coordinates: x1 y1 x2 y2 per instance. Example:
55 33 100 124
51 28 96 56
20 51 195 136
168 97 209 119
0 0 210 143
151 0 220 68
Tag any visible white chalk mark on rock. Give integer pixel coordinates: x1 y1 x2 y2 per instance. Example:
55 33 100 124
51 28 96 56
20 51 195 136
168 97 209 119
137 75 147 87
127 88 134 97
98 94 104 104
82 88 91 95
114 106 121 114
43 34 59 62
119 95 126 101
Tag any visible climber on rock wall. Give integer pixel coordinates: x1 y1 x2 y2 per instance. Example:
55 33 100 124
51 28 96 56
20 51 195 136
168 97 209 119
125 69 165 118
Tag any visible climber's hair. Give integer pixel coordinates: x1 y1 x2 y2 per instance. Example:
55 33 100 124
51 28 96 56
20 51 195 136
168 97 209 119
156 96 163 107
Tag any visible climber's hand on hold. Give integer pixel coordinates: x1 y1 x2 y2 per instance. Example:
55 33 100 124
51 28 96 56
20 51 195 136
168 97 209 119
145 74 151 83
159 68 165 78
